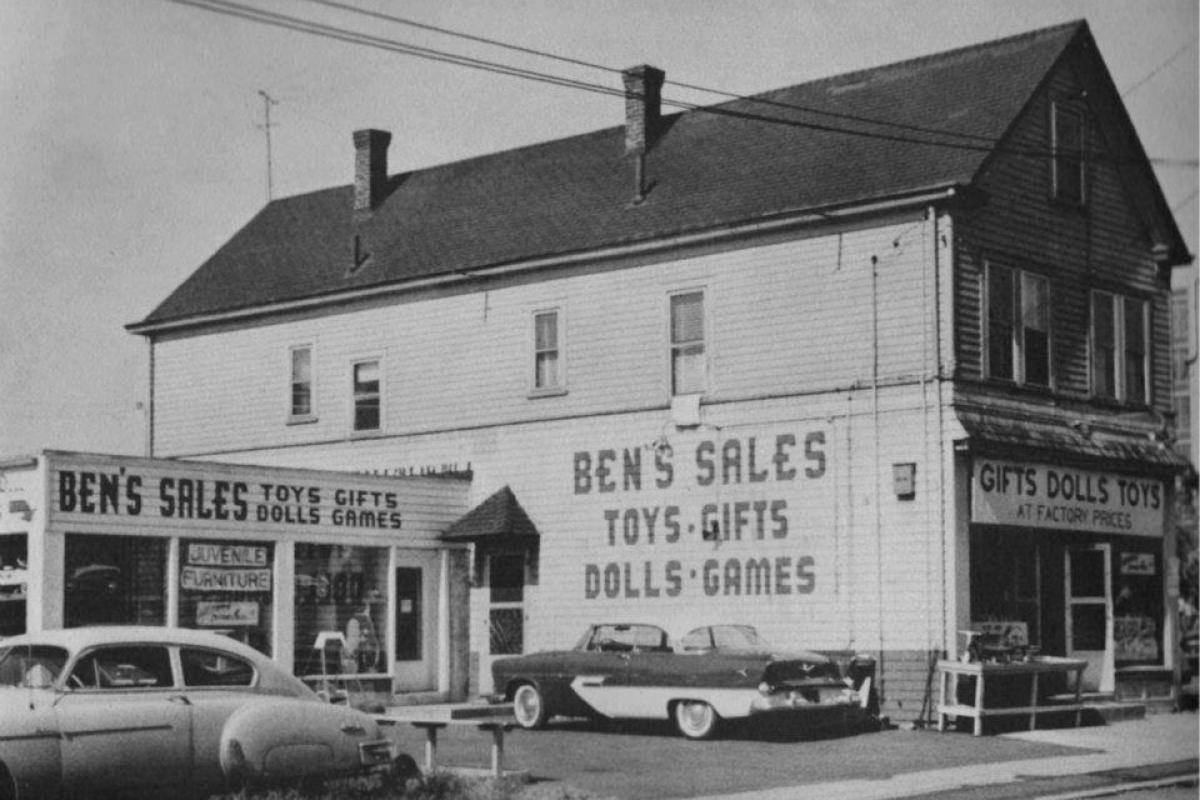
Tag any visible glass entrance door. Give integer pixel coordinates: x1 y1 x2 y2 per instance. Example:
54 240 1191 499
1065 543 1113 692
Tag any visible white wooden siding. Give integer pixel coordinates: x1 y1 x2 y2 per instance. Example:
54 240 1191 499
153 217 935 456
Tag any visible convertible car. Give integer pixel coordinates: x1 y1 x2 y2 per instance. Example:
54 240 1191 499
492 623 875 739
0 626 417 799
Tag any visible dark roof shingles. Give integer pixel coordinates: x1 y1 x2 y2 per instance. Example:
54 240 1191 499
140 21 1083 325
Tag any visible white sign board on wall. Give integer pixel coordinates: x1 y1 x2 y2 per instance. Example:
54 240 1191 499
971 459 1163 536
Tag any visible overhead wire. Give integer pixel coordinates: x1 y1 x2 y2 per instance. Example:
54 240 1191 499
298 0 1010 148
168 0 1198 169
1121 37 1197 98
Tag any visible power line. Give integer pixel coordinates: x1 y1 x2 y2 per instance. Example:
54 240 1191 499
1121 37 1197 98
1172 188 1199 213
298 0 1013 148
168 0 1197 170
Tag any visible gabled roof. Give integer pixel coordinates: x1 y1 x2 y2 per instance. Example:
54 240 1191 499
442 485 539 543
130 20 1183 332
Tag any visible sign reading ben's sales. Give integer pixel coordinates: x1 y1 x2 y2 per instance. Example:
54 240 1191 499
972 459 1163 536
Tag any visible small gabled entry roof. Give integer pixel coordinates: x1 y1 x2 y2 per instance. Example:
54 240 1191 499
442 486 539 544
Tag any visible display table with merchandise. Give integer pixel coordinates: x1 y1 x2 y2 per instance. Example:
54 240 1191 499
936 656 1088 736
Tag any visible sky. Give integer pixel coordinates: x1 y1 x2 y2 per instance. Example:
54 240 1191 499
1 0 1196 457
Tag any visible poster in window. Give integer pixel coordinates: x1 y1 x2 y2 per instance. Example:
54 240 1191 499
180 539 273 655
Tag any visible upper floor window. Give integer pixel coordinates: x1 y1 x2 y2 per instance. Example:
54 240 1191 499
670 291 705 395
1051 103 1086 205
532 309 563 393
984 263 1051 387
1091 291 1150 405
352 359 381 432
289 345 314 420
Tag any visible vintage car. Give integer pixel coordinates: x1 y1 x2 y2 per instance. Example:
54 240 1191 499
0 626 417 798
491 622 874 739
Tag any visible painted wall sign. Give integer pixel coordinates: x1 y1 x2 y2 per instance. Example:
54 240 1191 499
971 459 1163 536
572 430 828 601
196 600 260 627
51 466 404 531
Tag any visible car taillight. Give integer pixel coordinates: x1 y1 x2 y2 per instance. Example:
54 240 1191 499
758 681 773 695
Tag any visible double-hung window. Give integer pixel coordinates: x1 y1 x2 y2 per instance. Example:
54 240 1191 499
984 263 1051 387
352 359 381 432
532 309 563 394
670 291 705 395
289 345 314 421
1051 102 1086 205
1092 291 1149 404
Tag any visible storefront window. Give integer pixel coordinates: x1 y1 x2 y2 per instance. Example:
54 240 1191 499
969 530 1042 647
65 533 167 628
0 534 28 637
179 539 274 655
1114 549 1162 664
293 544 388 678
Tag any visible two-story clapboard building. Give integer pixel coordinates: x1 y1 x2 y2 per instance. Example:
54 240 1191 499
122 20 1191 719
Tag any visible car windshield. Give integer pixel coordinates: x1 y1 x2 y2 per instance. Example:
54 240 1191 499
680 625 770 651
579 624 669 652
0 645 70 687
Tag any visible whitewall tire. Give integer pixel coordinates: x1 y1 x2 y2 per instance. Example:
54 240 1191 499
673 700 719 740
512 683 549 729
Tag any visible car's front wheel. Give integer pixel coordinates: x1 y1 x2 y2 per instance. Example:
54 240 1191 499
512 682 549 729
673 700 719 740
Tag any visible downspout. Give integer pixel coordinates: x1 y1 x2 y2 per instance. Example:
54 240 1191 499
146 338 155 458
871 253 884 700
931 206 949 656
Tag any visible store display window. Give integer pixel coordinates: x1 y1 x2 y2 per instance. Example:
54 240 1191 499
293 544 388 678
179 539 274 655
1114 548 1162 664
969 529 1042 647
0 534 28 636
64 533 167 628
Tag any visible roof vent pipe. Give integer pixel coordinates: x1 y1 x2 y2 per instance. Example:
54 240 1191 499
353 128 391 215
622 65 665 203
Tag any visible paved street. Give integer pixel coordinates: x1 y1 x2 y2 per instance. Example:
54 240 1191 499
381 712 1198 800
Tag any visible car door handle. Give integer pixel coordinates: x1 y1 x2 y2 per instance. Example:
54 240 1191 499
340 724 366 735
169 695 192 706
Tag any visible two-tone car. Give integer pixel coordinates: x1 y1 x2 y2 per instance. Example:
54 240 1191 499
492 623 876 739
0 626 417 798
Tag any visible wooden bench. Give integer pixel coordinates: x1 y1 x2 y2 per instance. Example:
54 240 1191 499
379 704 517 777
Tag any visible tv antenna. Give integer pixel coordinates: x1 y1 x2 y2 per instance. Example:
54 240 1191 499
257 90 279 202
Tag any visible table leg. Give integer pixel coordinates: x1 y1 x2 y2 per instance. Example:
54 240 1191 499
973 671 985 737
1073 668 1083 728
424 726 438 772
1028 672 1039 731
937 670 947 732
489 726 505 777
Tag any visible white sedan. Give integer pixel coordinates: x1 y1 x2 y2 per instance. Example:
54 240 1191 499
0 626 416 798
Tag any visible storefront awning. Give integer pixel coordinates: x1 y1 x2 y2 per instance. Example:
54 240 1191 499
955 410 1189 474
441 486 540 544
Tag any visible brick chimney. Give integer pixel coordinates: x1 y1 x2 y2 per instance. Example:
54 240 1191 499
622 65 665 155
353 128 391 215
621 65 664 203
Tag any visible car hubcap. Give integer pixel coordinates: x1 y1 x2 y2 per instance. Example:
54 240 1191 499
515 686 540 724
680 702 711 732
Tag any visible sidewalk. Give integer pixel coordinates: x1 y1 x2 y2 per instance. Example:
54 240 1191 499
690 714 1199 800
